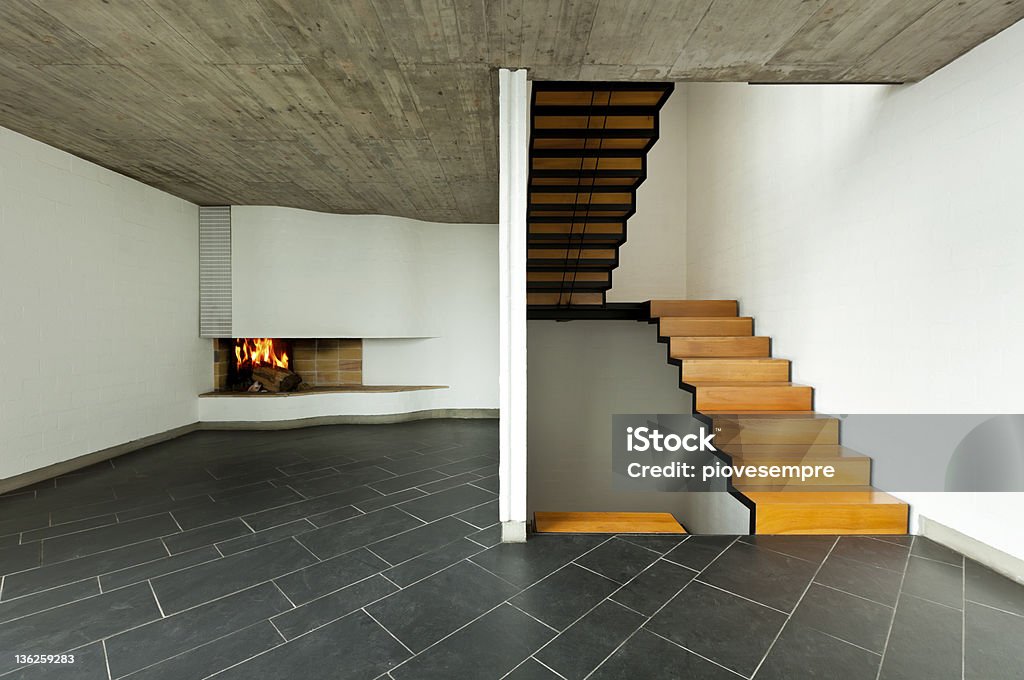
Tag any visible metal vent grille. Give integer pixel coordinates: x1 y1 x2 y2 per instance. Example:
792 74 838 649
199 206 232 338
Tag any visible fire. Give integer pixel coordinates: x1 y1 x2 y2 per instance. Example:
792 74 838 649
234 338 289 370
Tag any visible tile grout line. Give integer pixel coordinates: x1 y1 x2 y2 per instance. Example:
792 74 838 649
101 639 112 680
874 536 914 680
363 606 415 656
271 580 297 609
147 579 166 618
645 629 749 679
748 536 841 679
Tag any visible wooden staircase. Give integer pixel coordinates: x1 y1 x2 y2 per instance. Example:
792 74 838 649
649 299 909 535
527 82 673 309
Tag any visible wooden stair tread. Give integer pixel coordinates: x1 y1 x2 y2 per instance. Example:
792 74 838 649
738 486 904 503
534 512 686 534
700 410 817 415
685 381 809 387
719 444 869 459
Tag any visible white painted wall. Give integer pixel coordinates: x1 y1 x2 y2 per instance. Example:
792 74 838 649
231 206 498 411
0 127 209 479
685 22 1024 560
607 86 687 302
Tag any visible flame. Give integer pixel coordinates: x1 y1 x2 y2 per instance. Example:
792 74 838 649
234 338 289 370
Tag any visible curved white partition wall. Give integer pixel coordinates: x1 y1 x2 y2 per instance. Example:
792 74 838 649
200 205 498 424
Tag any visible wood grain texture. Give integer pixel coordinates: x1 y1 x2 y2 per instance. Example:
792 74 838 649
742 488 909 534
649 300 738 317
659 317 753 337
1 1 1020 221
680 358 790 382
692 382 813 411
670 336 770 358
534 511 686 534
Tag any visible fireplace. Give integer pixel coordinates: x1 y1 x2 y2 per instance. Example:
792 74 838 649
213 338 362 393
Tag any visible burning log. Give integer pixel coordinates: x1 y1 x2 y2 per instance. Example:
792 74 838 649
251 366 301 393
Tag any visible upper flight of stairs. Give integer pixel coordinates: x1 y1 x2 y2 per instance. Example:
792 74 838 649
648 299 909 535
527 82 673 309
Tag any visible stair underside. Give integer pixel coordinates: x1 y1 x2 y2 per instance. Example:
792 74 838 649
526 82 673 308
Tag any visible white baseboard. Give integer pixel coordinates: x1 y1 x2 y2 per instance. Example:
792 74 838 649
919 515 1024 584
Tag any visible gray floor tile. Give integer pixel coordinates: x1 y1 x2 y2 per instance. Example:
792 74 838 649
646 580 786 676
574 537 661 584
901 555 964 609
739 534 837 564
831 536 909 572
815 553 903 606
99 546 221 591
298 507 424 559
504 658 562 679
964 601 1024 680
756 623 880 680
0 579 100 625
396 485 496 522
150 539 317 614
535 600 645 680
21 515 117 543
105 582 290 678
211 610 410 680
272 575 398 639
242 484 380 530
368 469 448 495
510 563 619 630
121 621 283 680
365 560 519 652
965 558 1024 616
699 540 818 612
469 535 608 588
216 519 315 556
0 542 42 576
383 537 484 588
663 535 735 571
392 603 554 680
789 583 893 653
275 548 389 605
590 629 738 680
368 516 478 566
0 583 160 674
162 519 251 555
910 537 963 566
879 594 962 680
41 514 179 564
2 540 168 599
611 558 696 616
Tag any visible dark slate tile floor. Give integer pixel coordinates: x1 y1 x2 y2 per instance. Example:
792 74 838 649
1 420 1023 679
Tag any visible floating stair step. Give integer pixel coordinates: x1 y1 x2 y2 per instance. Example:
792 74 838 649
533 157 643 171
530 191 634 205
711 414 840 446
531 177 642 189
534 115 655 130
527 292 603 306
528 271 609 283
689 382 813 411
528 248 616 260
670 336 769 358
649 300 738 317
533 138 652 152
533 89 672 108
738 487 908 535
720 445 872 486
660 317 753 337
528 222 625 238
681 358 790 382
534 512 685 534
530 208 631 218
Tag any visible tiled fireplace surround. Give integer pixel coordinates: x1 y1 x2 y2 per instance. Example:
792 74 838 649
213 339 363 391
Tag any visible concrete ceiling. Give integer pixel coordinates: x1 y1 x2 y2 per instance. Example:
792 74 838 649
0 1 1021 224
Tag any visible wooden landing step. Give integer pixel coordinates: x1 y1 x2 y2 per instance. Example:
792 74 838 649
739 486 908 535
534 512 686 534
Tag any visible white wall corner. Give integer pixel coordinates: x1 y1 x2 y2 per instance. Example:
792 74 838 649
498 68 529 541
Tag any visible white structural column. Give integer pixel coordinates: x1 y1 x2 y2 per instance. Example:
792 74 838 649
498 68 529 543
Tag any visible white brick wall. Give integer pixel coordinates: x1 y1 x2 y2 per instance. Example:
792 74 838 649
0 127 211 479
685 21 1024 560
